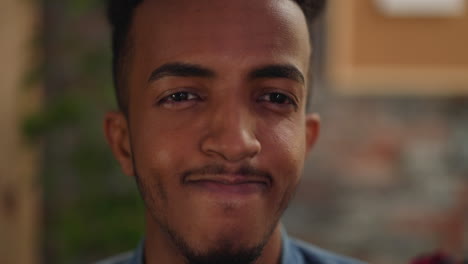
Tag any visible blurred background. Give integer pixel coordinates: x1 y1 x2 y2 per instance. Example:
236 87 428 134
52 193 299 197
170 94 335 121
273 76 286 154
0 0 467 263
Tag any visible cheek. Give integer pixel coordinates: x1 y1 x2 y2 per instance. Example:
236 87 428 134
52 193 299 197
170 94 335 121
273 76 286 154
130 107 196 166
134 130 189 176
151 149 172 166
131 124 190 212
261 119 306 184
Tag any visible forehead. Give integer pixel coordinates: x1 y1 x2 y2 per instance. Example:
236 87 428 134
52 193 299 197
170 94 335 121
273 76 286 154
130 0 311 79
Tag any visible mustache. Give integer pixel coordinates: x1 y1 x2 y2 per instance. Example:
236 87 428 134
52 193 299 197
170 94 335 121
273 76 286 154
181 163 273 184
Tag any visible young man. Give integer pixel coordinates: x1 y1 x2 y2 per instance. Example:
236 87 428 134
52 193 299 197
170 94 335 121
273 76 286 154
102 0 366 263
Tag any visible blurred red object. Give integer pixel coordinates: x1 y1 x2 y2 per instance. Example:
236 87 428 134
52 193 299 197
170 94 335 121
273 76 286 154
410 252 455 264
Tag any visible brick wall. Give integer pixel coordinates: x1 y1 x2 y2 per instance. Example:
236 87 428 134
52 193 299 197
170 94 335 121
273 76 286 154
283 91 468 263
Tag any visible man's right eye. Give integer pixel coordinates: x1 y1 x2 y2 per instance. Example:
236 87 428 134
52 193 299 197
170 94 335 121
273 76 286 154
158 91 200 104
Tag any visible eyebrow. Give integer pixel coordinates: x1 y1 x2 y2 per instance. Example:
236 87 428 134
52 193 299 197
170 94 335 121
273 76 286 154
147 62 305 84
249 64 305 84
148 62 215 82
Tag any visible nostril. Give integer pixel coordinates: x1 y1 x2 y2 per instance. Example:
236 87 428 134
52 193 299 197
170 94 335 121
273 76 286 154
200 130 261 162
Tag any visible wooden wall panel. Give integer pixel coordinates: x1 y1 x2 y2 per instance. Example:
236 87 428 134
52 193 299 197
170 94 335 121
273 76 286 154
326 0 468 95
0 0 41 264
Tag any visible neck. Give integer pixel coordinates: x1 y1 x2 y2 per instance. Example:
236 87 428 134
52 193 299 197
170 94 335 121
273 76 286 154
143 213 283 264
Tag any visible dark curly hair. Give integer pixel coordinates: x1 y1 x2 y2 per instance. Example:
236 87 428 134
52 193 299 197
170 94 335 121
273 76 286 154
108 0 326 113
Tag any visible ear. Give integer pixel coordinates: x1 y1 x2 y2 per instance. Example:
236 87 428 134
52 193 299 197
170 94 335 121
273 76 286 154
305 113 320 155
103 111 135 177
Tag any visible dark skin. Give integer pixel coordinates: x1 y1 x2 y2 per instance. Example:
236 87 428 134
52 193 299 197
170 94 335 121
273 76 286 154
104 0 320 263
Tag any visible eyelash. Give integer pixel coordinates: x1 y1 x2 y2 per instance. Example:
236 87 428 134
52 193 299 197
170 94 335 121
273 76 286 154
257 92 296 106
158 91 201 105
157 91 297 108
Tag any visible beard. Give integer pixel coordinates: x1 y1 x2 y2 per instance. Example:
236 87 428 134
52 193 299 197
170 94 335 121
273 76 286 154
164 223 267 264
133 159 296 264
139 190 276 264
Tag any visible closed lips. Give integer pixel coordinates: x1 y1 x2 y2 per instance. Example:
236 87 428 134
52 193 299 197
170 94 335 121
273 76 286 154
185 174 271 187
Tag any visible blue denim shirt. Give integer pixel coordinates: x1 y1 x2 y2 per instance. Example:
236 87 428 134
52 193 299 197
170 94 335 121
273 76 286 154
96 231 366 264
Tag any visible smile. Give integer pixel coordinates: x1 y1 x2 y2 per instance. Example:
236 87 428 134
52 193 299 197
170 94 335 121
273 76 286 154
185 175 270 196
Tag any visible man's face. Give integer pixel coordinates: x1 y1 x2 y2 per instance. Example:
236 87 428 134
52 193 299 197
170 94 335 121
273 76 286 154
106 0 319 261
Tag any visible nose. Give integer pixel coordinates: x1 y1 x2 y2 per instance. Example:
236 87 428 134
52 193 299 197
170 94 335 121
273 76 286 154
200 103 261 162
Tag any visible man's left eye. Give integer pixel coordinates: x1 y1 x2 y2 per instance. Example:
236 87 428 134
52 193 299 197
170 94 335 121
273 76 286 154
258 92 295 105
171 92 198 101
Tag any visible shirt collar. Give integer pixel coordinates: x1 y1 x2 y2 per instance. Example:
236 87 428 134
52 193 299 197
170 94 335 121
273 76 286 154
129 239 144 264
280 227 296 264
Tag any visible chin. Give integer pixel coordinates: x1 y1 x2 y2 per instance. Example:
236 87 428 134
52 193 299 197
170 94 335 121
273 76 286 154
195 213 269 248
210 226 259 249
164 215 276 264
178 229 267 264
